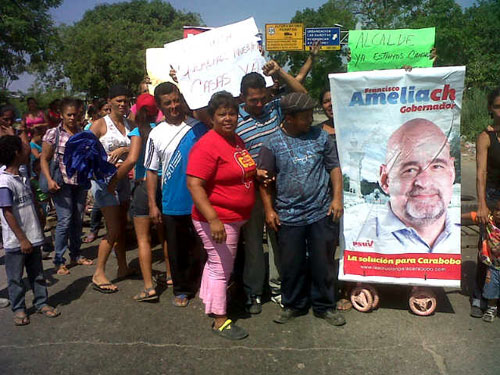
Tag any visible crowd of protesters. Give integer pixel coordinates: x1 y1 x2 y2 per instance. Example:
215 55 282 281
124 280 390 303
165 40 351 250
1 46 499 336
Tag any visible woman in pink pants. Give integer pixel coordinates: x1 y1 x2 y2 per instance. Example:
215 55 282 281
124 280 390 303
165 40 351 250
187 91 258 340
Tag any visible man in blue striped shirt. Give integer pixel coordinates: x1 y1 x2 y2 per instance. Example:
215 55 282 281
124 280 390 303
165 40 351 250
236 60 307 314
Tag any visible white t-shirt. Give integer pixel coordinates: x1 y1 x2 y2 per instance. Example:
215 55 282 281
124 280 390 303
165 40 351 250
144 117 198 175
0 171 44 251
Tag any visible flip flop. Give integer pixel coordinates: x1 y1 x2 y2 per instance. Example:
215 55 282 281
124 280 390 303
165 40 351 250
92 282 118 294
14 311 30 326
172 294 189 307
154 273 173 286
56 265 70 276
82 232 98 243
37 305 60 318
133 287 159 302
69 257 93 266
336 298 353 311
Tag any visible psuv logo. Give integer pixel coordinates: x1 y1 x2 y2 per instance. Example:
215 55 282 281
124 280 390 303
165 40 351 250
352 240 374 248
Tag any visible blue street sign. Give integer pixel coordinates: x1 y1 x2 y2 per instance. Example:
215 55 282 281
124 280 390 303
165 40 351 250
305 27 341 50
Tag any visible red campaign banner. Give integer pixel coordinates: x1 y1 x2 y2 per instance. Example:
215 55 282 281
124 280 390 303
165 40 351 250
343 250 461 280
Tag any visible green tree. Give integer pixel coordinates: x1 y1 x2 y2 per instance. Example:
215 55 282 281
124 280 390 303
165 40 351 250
272 0 356 100
403 0 465 68
352 0 424 29
0 0 62 89
461 87 490 141
51 0 202 97
461 0 500 88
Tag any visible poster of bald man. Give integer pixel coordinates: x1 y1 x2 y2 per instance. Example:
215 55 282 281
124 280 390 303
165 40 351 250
329 66 464 287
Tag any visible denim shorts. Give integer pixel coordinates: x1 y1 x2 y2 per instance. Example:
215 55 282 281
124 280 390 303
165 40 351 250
483 266 500 300
91 178 131 208
129 180 161 218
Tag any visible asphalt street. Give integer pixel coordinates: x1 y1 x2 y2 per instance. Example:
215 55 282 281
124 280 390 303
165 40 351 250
0 128 498 375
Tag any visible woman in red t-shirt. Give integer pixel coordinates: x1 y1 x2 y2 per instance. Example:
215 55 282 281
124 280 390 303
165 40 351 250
187 91 258 340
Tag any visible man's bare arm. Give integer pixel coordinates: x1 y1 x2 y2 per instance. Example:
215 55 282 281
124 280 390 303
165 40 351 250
263 60 307 94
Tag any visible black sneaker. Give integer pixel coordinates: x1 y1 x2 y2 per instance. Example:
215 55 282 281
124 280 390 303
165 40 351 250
314 309 346 326
273 307 308 324
212 319 248 340
470 305 483 318
246 295 262 314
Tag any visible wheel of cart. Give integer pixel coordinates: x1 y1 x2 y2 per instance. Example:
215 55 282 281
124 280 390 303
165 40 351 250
408 286 437 316
349 283 380 312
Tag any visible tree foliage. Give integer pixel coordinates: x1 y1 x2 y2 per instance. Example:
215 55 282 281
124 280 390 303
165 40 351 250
274 0 499 96
461 87 491 141
352 0 424 29
272 0 356 100
6 0 498 105
350 0 500 90
461 0 500 88
0 0 62 89
52 0 202 97
403 0 465 68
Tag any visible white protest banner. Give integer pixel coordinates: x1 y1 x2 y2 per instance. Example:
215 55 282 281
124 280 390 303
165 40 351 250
146 18 272 109
330 66 465 288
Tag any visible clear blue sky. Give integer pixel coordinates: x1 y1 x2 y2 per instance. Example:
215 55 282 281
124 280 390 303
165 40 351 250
9 0 476 91
49 0 327 30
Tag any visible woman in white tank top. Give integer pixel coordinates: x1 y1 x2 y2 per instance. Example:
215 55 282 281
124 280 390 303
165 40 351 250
89 85 135 293
99 114 131 162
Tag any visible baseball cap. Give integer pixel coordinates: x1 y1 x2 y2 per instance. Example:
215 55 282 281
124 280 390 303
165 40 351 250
136 93 158 117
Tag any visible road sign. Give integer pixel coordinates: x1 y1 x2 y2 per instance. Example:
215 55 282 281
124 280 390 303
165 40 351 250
305 27 341 51
265 23 304 51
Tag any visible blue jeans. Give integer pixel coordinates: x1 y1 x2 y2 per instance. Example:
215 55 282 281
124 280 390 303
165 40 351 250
278 216 337 314
483 266 500 300
89 204 103 233
471 186 500 308
52 184 87 266
5 246 48 312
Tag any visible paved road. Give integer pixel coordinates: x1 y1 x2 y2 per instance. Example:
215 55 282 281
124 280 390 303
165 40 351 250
0 131 498 375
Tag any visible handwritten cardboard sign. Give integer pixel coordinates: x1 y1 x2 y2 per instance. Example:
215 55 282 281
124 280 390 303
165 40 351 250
348 28 435 72
146 18 272 110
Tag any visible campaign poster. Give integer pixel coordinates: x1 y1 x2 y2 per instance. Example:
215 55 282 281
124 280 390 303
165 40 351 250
329 66 465 287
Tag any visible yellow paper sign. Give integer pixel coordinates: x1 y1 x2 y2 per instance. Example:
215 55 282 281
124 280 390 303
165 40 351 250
265 23 304 51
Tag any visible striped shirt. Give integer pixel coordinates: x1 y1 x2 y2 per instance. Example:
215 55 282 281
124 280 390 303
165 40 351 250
236 98 283 163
